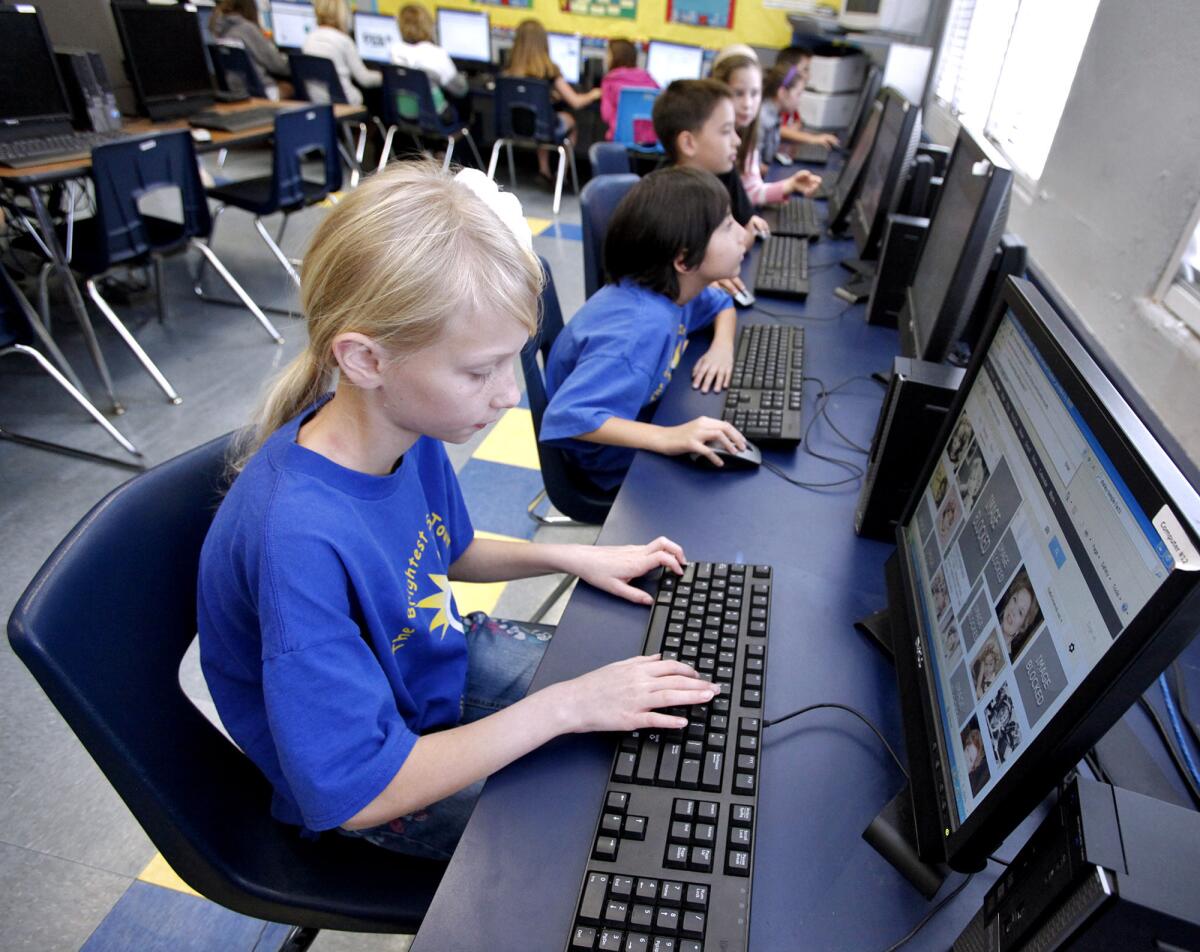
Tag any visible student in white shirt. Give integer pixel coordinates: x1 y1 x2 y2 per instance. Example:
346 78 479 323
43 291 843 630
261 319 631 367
300 0 381 106
390 4 467 101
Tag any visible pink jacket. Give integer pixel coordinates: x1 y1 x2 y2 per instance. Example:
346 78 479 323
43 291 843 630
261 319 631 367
600 67 659 140
740 145 788 206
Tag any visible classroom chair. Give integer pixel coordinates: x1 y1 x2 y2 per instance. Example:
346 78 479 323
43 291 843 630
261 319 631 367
56 130 282 406
487 77 579 215
611 86 663 155
200 105 342 291
588 141 632 177
377 64 483 172
7 433 448 944
287 52 372 187
207 41 269 100
521 255 617 526
579 173 639 300
0 266 141 467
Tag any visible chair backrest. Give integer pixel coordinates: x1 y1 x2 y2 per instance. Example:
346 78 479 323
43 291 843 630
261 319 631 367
612 86 663 153
8 434 445 931
90 131 211 269
208 41 268 99
379 63 455 132
588 141 632 177
520 256 615 524
289 52 350 105
579 173 638 300
494 76 559 144
271 105 343 209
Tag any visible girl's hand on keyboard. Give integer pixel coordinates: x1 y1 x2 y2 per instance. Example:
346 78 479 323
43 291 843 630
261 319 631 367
561 656 721 732
654 417 746 465
785 169 822 197
692 339 734 394
566 537 687 606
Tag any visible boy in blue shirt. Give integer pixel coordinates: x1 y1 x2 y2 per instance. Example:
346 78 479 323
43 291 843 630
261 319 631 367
541 166 750 488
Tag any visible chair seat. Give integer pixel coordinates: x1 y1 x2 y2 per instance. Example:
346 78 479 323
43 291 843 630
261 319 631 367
207 176 331 215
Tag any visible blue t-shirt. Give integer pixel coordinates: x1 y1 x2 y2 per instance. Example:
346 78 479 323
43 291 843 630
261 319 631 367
541 281 731 489
197 398 474 833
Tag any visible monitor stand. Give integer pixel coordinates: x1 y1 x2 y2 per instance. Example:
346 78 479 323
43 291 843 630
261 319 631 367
862 785 950 899
853 606 894 661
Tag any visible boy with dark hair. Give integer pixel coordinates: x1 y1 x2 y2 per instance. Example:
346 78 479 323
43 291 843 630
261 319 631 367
541 167 749 487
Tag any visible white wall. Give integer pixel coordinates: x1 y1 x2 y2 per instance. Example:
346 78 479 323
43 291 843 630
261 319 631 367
926 0 1200 468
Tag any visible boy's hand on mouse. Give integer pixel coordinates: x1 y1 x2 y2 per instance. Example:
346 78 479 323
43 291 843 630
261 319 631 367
817 132 840 149
653 417 746 466
555 655 721 733
713 277 747 297
692 338 733 393
785 170 822 197
565 537 687 605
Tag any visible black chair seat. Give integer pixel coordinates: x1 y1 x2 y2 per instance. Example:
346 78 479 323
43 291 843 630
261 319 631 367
207 176 331 216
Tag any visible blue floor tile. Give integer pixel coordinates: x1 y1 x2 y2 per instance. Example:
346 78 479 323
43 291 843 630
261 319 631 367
539 222 583 241
457 459 546 540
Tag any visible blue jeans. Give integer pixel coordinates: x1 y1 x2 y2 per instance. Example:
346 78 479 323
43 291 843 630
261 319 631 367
339 612 553 860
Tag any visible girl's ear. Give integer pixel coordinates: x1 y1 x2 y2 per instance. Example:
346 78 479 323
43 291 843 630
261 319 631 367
331 333 387 390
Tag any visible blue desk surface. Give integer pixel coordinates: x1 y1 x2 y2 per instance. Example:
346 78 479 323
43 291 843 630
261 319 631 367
411 218 1015 951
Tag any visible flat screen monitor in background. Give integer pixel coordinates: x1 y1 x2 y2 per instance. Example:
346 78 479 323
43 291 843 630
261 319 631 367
0 6 73 130
851 87 920 260
646 40 704 89
547 31 582 85
828 98 883 231
880 276 1200 881
110 1 214 120
437 8 491 66
842 63 882 153
900 126 1013 363
354 11 400 64
194 1 216 44
270 1 316 51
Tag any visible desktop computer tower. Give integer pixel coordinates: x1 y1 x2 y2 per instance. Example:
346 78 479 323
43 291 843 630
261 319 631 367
854 357 963 540
864 215 929 327
951 776 1200 951
56 49 123 132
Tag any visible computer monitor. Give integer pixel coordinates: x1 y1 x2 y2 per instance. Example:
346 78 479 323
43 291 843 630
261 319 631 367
842 63 882 154
850 87 920 259
194 0 216 44
110 1 214 120
270 0 316 52
828 98 883 231
547 31 582 86
437 8 491 66
899 126 1013 363
883 276 1200 876
0 6 73 133
645 41 705 89
354 11 400 64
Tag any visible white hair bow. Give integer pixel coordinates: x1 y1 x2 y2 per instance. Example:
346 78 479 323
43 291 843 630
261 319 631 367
453 168 535 257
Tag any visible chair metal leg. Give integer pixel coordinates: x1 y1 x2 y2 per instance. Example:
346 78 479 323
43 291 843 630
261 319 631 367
153 254 168 324
505 141 516 191
194 204 226 294
21 265 87 394
378 125 398 172
216 147 228 169
553 145 567 215
189 239 284 343
84 278 182 405
526 487 591 527
253 216 301 288
462 128 484 170
3 344 142 461
441 136 456 172
567 144 580 200
487 138 504 180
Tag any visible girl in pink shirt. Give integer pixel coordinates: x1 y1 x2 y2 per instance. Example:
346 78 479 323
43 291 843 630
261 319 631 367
600 39 658 141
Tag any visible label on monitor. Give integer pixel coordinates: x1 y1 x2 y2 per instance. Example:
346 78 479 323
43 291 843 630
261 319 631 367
1153 506 1200 571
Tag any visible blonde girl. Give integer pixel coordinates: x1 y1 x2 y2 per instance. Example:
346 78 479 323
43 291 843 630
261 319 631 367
301 0 381 106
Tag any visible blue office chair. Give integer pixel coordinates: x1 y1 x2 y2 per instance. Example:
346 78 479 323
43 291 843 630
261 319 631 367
288 52 372 186
63 130 282 406
487 77 579 215
0 266 141 466
521 255 617 526
201 105 342 291
208 41 269 100
377 64 483 172
612 86 663 155
7 433 447 941
588 141 632 177
579 173 639 300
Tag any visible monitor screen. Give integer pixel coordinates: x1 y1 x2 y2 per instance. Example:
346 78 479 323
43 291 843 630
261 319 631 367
271 1 316 50
646 41 704 89
904 127 1012 362
195 4 216 44
829 99 882 225
437 9 491 65
111 3 213 107
843 64 882 152
895 277 1200 867
0 7 72 125
548 32 582 85
355 11 400 63
851 90 918 256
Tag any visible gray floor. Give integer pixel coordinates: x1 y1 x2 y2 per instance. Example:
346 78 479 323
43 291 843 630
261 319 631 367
0 146 597 951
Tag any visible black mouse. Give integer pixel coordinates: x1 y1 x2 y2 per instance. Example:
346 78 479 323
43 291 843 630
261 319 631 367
687 440 762 471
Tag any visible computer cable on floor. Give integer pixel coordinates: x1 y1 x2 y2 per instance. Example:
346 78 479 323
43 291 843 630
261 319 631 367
876 872 975 952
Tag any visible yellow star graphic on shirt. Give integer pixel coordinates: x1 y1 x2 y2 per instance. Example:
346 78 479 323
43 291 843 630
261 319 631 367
414 574 464 640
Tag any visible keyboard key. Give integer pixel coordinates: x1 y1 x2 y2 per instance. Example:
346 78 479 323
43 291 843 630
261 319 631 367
614 751 636 782
679 941 703 952
734 772 756 794
580 873 609 922
664 844 689 869
623 815 646 840
729 826 752 848
669 821 692 843
599 929 625 951
697 801 719 822
625 934 650 952
655 908 681 933
635 879 659 902
693 823 715 845
700 751 723 791
731 804 754 826
681 911 706 938
594 836 618 861
651 939 676 952
660 880 684 906
605 900 629 924
726 849 751 876
689 846 713 871
630 904 655 929
607 791 629 812
602 813 622 834
672 798 695 819
572 925 598 949
685 884 709 909
610 875 634 899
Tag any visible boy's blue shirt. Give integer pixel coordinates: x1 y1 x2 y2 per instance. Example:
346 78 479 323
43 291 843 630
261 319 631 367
196 397 474 833
541 280 732 489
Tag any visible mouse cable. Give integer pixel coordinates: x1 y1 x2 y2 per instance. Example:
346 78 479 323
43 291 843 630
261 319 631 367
750 299 857 323
815 374 885 455
875 872 975 952
763 701 909 781
800 378 866 478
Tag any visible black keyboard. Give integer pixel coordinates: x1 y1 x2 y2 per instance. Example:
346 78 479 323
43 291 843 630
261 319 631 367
772 197 821 240
566 561 772 952
791 141 830 165
188 105 280 132
0 129 129 169
753 235 810 300
721 324 804 446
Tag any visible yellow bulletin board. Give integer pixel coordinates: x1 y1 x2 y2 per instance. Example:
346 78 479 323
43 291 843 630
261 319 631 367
379 0 794 50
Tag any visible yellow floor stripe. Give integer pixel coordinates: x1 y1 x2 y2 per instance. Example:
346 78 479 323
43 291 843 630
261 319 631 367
138 853 202 898
451 530 528 617
473 407 541 471
526 217 553 237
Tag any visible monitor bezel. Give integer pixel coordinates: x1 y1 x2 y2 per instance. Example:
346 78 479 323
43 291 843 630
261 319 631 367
842 63 882 154
110 1 215 120
827 98 883 230
645 39 705 88
353 10 400 64
889 276 1200 872
901 124 1013 363
0 6 75 132
435 7 492 67
269 0 317 52
547 31 583 85
850 87 920 259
